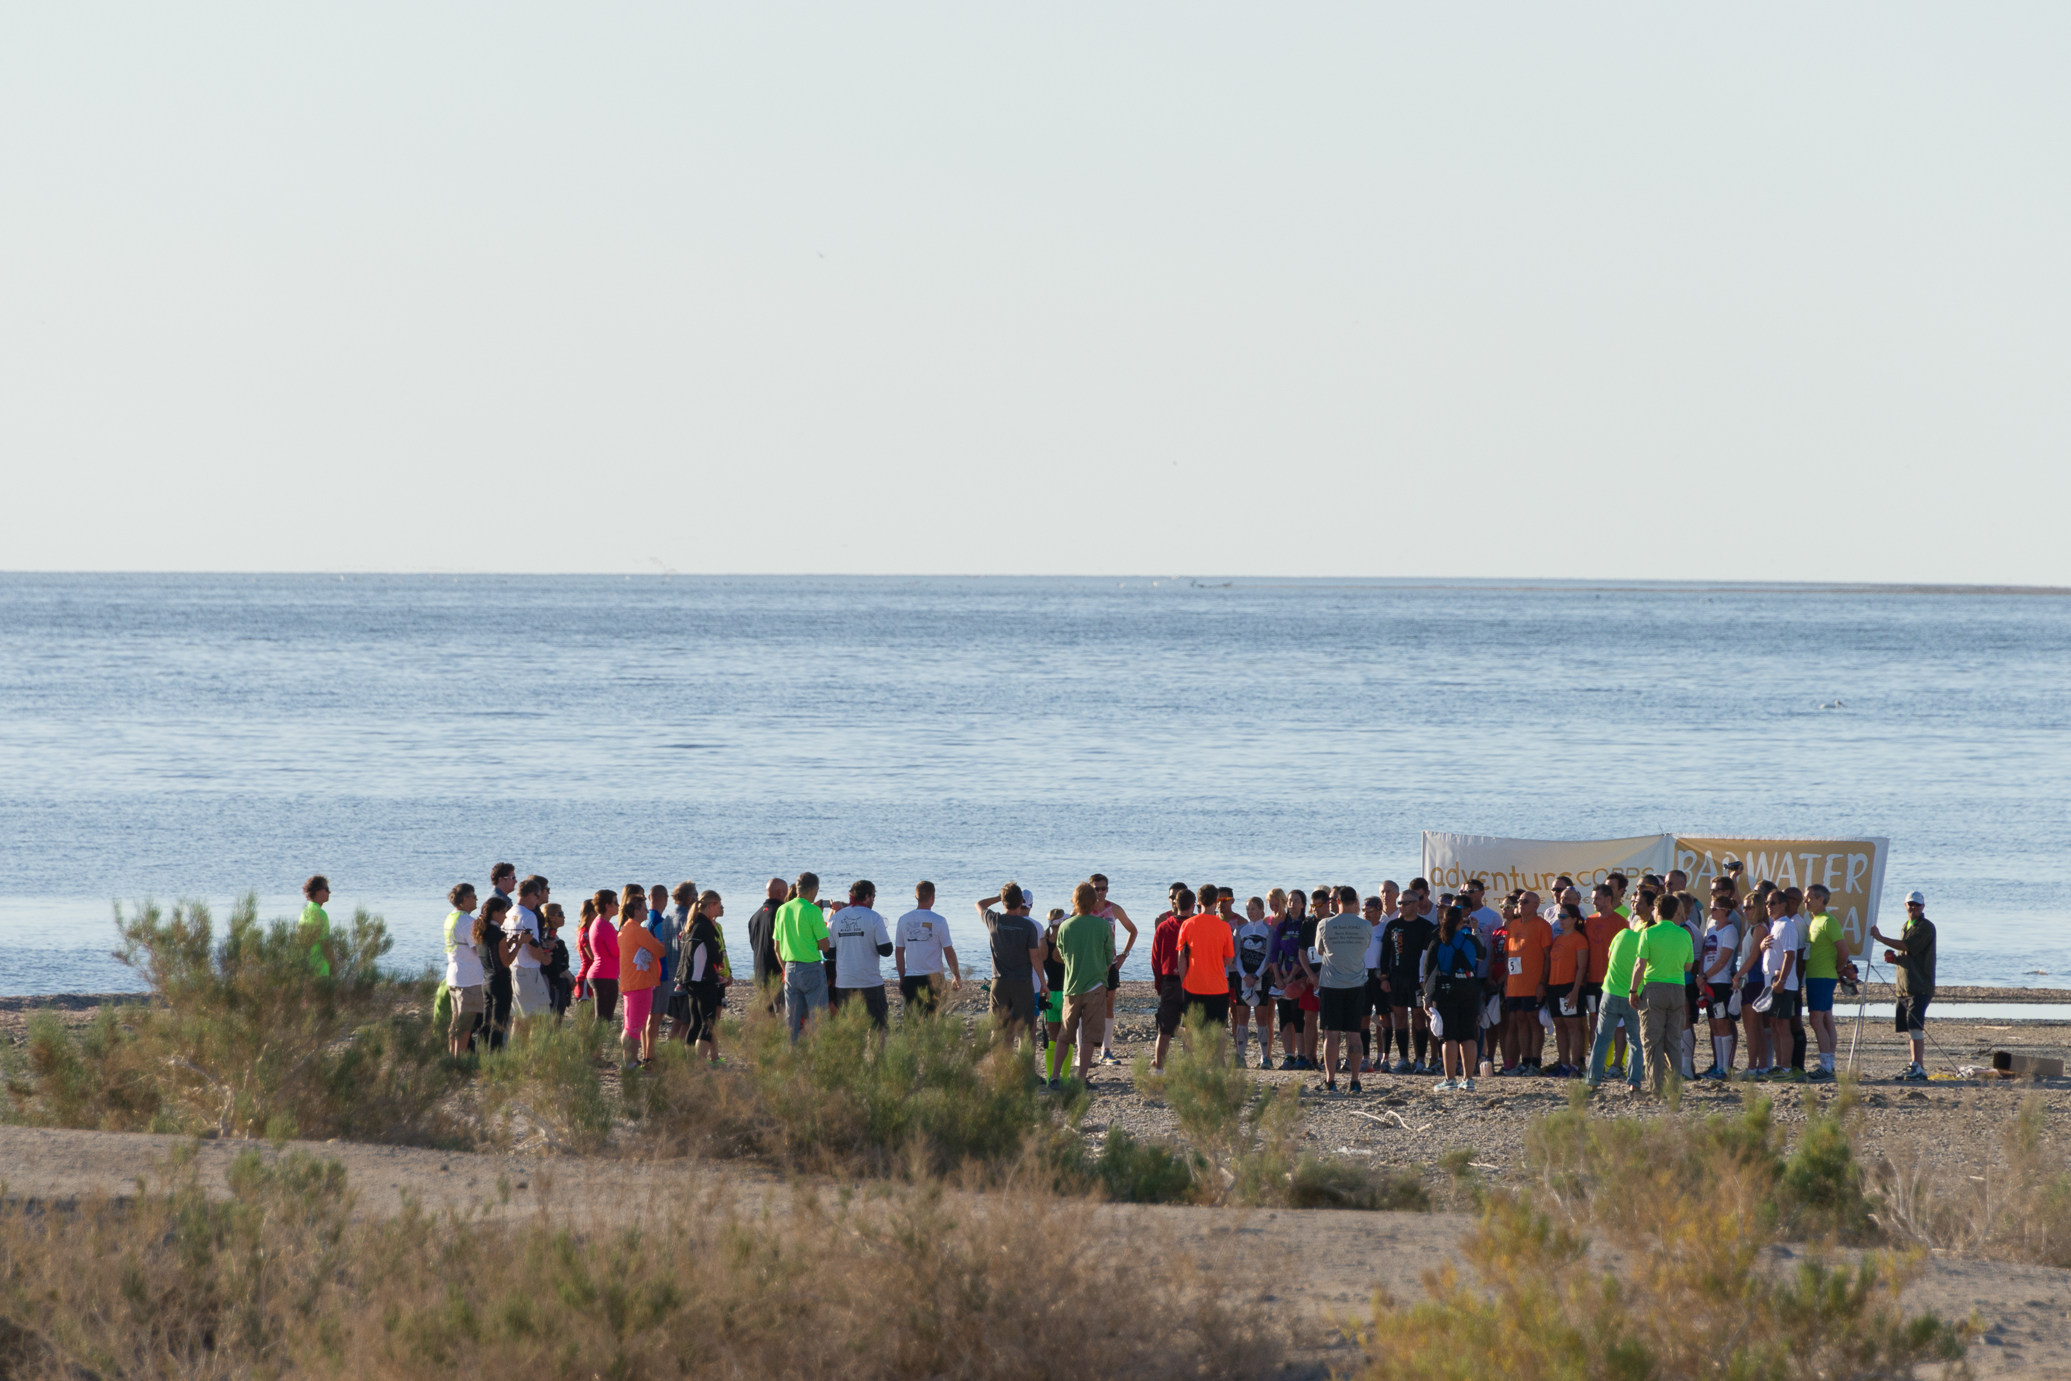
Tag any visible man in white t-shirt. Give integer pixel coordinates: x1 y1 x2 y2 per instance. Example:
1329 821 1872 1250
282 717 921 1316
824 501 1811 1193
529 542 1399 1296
828 879 894 1029
508 877 553 1019
896 880 961 1015
1462 878 1503 980
1757 891 1802 1079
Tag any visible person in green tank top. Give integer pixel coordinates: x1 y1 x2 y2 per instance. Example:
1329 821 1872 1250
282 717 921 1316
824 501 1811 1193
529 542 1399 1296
300 874 333 978
1801 883 1843 1080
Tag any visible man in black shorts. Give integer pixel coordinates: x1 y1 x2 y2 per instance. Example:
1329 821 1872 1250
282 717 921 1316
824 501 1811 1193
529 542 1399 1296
1872 890 1936 1082
1315 886 1371 1094
1385 884 1437 1073
1149 887 1192 1073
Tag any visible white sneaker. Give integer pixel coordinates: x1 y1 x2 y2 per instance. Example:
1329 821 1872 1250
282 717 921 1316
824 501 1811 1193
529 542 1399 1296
1460 1077 1477 1092
1433 1076 1455 1092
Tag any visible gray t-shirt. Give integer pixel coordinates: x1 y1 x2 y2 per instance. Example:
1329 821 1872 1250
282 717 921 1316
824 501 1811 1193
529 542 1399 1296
1315 913 1372 990
984 909 1041 984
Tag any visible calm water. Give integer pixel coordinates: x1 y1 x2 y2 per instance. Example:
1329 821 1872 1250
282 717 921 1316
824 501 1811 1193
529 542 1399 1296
2 574 2066 995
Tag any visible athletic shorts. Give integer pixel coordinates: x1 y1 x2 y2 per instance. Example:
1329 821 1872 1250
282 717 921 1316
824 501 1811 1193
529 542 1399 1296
1767 989 1802 1021
1276 997 1302 1029
1041 988 1064 1024
1581 981 1603 1015
621 985 654 1038
1503 995 1539 1014
1895 995 1929 1034
1106 962 1122 992
1805 978 1837 1013
1366 973 1390 1017
1319 985 1364 1033
1435 989 1479 1041
1183 990 1229 1026
1154 975 1185 1036
1706 990 1735 1021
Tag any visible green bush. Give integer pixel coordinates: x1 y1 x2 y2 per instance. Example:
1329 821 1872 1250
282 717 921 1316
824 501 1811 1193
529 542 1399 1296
476 1013 618 1153
2 896 463 1144
1288 1155 1431 1212
1073 1127 1200 1204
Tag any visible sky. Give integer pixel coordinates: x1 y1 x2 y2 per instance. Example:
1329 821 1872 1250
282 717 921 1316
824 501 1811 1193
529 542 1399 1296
3 4 2067 584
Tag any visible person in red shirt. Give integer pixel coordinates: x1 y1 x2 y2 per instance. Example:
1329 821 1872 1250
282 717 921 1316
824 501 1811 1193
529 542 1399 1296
1499 890 1551 1073
1149 885 1190 1073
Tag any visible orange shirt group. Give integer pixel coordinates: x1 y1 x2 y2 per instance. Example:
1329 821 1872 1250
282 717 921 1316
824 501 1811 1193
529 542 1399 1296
1502 915 1553 998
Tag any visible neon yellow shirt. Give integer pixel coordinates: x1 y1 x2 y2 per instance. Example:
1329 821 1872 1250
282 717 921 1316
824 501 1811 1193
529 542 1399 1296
1602 926 1645 999
300 901 332 977
1804 911 1841 980
1636 922 1694 986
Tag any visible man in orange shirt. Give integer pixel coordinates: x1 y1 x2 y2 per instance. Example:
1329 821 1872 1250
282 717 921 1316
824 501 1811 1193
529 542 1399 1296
1176 896 1237 1060
1499 889 1551 1074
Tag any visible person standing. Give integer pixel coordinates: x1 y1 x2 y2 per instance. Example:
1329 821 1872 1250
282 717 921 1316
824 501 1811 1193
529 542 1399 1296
1175 884 1235 1063
1270 890 1312 1071
775 873 833 1041
1056 882 1117 1088
617 898 665 1068
1148 888 1191 1074
1757 891 1803 1081
299 874 334 978
1698 896 1743 1079
1232 896 1273 1069
1039 908 1069 1083
1384 890 1435 1074
1872 891 1937 1081
1547 903 1589 1076
1427 905 1483 1093
745 877 789 1013
895 882 960 1017
1091 874 1138 1065
1580 884 1622 1068
1315 885 1370 1095
829 881 894 1029
1629 895 1695 1097
678 890 727 1063
976 884 1043 1049
1499 890 1550 1075
444 884 485 1056
506 877 554 1020
584 891 621 1025
1801 883 1843 1081
1586 912 1648 1093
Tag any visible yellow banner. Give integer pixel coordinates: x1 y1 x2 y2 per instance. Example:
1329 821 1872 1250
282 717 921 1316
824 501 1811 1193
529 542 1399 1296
1672 835 1890 961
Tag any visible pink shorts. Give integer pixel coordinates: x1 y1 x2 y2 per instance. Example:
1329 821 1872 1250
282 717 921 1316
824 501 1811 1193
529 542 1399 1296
621 986 654 1037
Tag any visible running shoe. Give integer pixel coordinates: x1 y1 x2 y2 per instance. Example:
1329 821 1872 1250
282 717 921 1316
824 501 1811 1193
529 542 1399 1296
1459 1077 1477 1092
1698 1064 1722 1081
1320 1082 1339 1097
1279 1057 1300 1071
1393 1059 1414 1074
1434 1077 1456 1092
1098 1051 1118 1066
1348 1081 1363 1095
1806 1067 1834 1083
1898 1064 1929 1082
1231 1051 1247 1069
1779 1069 1807 1083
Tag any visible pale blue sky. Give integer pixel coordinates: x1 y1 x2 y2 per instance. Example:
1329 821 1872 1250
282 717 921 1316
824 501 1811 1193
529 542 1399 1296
3 4 2066 582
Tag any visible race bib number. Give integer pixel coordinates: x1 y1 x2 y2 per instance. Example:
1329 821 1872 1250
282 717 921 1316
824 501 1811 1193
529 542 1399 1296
1507 956 1523 976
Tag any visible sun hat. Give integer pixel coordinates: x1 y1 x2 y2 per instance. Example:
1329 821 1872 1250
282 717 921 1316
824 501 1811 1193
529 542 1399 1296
1751 989 1774 1014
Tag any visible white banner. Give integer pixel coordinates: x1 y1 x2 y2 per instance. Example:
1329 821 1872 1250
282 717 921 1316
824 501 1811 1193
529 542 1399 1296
1420 832 1676 898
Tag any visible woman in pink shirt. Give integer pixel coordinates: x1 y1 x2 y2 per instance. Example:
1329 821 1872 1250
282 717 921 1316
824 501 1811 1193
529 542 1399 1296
582 889 621 1023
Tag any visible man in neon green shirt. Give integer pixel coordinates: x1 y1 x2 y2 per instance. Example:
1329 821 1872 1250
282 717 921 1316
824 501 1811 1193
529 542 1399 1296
1801 883 1843 1081
1586 917 1648 1091
772 872 833 1041
300 874 333 978
1054 882 1116 1087
1629 895 1695 1096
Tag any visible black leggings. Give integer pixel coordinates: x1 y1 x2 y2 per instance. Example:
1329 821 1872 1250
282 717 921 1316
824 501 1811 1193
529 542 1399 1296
593 977 619 1024
684 981 723 1045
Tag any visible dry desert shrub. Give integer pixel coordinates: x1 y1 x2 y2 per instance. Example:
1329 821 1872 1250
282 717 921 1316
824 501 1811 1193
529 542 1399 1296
0 1148 1282 1381
1872 1094 2071 1266
1358 1094 1970 1381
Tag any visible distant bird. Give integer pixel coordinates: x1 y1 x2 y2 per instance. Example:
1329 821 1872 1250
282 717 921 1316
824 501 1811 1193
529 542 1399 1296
1817 699 1847 710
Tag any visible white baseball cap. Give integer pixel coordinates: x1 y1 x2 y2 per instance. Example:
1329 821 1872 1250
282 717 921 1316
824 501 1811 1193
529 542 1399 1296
1904 890 1926 906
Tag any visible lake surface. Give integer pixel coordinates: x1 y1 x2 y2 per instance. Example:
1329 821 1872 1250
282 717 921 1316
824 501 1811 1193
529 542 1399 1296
1 574 2066 994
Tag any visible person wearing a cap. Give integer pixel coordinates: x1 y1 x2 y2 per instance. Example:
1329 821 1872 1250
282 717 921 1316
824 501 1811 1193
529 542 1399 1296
1871 891 1937 1081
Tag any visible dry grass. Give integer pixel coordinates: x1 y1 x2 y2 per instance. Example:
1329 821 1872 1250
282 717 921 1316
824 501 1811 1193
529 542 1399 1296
1871 1094 2071 1266
0 1147 1283 1381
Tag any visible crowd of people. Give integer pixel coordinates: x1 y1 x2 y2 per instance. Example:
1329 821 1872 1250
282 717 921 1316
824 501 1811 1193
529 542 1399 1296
389 859 1942 1091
